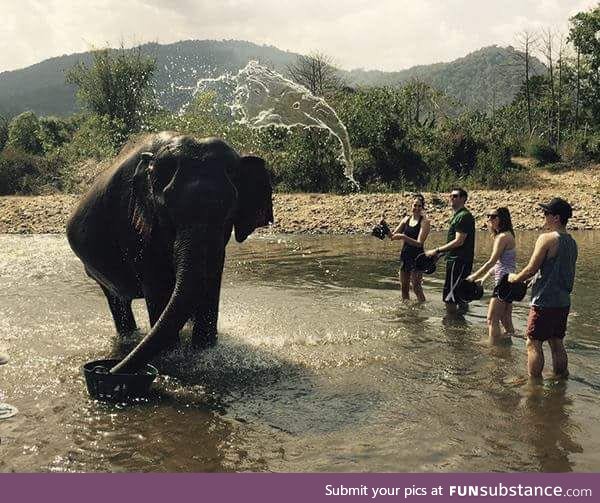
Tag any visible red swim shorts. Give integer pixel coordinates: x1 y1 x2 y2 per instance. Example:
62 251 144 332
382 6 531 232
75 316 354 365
525 305 570 341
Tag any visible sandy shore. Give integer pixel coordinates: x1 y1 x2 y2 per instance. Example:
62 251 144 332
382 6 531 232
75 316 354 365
0 166 598 234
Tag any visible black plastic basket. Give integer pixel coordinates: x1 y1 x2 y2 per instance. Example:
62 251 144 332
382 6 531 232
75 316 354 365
83 359 158 402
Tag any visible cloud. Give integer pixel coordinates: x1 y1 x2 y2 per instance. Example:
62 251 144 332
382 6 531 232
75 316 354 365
1 0 595 73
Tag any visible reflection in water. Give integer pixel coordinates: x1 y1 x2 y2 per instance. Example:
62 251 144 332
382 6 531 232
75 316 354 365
0 232 599 472
520 380 583 472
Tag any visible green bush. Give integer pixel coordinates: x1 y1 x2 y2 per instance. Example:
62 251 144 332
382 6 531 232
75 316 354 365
526 138 560 164
0 148 64 195
472 142 519 188
38 116 75 153
558 130 600 165
0 116 7 152
425 166 465 192
585 132 600 161
271 129 349 192
7 111 43 154
60 114 126 163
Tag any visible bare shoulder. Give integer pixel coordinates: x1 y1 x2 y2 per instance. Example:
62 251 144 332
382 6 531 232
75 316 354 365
498 231 515 246
537 232 560 256
539 231 559 245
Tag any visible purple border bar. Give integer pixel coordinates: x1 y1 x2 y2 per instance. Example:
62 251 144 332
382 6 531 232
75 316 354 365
1 473 598 502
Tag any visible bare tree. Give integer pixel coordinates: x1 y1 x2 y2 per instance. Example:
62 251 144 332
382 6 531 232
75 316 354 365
404 79 431 125
556 34 566 149
514 31 538 136
541 28 556 144
286 52 345 98
575 47 581 128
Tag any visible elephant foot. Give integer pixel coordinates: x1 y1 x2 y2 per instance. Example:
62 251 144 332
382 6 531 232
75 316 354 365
159 333 182 353
118 328 143 340
191 332 218 351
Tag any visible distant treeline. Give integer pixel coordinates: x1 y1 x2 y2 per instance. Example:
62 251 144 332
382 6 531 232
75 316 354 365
1 4 599 195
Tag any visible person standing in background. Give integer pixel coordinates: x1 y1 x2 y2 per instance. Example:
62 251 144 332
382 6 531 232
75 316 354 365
424 188 476 313
467 207 517 344
509 198 577 378
390 194 431 302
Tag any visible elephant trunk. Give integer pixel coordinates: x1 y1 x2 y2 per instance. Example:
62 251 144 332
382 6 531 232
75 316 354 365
110 225 222 374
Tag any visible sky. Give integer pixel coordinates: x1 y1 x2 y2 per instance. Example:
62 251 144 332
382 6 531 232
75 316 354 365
1 0 597 73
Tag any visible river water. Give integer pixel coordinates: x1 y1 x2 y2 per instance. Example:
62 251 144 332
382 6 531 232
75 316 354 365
0 231 599 472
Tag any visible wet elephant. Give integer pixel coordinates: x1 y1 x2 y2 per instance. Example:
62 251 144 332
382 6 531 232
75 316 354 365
67 132 273 373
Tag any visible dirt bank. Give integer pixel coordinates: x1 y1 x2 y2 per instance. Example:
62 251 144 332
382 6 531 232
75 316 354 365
0 166 598 235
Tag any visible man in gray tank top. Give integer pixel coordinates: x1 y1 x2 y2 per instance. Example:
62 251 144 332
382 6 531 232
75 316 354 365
508 198 577 378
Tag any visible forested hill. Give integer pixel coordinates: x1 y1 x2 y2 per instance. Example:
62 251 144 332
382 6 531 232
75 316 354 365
0 40 300 119
0 40 545 118
348 45 546 110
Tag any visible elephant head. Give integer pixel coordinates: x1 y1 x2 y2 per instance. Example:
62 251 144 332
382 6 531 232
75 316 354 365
109 134 272 373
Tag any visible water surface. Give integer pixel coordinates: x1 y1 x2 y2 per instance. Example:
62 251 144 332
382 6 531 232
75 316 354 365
0 232 599 472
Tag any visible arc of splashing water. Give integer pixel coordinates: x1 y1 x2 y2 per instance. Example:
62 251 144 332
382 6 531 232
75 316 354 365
180 61 358 188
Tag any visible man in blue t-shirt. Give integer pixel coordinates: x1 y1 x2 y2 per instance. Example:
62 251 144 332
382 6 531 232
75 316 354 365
425 187 476 313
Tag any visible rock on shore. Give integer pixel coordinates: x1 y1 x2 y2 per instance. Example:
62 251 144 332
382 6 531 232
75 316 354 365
0 166 598 234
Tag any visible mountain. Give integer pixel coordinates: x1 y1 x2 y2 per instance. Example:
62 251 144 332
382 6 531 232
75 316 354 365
0 40 300 119
347 45 546 110
0 40 545 119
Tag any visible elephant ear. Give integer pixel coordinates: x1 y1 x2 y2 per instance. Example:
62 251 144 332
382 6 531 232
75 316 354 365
129 151 155 242
233 156 273 243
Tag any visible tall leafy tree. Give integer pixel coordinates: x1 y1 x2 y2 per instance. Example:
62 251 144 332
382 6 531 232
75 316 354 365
67 46 157 132
0 115 8 152
7 111 43 154
569 5 600 125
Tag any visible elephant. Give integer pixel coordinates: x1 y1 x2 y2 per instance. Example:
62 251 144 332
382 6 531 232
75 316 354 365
67 131 273 373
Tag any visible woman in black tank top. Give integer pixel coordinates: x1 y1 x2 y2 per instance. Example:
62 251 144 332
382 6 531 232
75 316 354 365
390 195 431 302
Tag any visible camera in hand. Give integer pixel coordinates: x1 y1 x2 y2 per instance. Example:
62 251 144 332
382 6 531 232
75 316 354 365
371 220 391 240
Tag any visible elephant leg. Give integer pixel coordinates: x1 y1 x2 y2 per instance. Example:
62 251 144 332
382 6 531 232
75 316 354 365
144 290 170 327
191 277 220 349
100 285 137 335
191 252 224 350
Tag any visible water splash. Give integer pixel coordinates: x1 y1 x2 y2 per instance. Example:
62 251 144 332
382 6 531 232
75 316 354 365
181 61 357 187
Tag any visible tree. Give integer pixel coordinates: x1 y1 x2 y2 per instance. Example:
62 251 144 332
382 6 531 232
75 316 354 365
38 116 75 153
7 111 43 154
401 79 451 126
568 5 600 125
514 31 538 136
66 45 157 132
541 28 556 144
0 115 8 152
286 52 345 98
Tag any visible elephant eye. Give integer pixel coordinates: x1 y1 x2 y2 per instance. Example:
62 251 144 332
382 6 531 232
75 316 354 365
151 159 177 187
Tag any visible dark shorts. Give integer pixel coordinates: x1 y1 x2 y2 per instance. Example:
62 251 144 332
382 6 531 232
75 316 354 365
400 247 423 273
492 283 512 304
525 305 570 341
443 259 473 304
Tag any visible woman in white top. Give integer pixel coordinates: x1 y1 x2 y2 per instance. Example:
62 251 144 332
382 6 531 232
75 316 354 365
467 207 517 344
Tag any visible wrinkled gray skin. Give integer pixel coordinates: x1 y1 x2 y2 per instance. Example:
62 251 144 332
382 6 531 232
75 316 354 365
67 132 273 373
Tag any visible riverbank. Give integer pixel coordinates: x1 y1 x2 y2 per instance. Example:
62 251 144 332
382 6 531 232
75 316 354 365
0 165 598 234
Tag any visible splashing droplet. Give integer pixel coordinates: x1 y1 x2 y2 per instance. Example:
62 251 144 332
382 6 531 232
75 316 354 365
181 61 357 187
